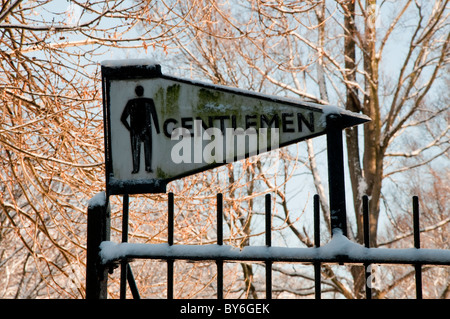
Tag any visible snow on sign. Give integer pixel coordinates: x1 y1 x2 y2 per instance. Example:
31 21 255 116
101 60 370 195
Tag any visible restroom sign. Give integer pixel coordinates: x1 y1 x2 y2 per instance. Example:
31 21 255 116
101 60 369 195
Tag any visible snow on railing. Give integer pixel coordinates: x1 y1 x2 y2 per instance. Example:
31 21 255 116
87 193 450 300
99 233 450 266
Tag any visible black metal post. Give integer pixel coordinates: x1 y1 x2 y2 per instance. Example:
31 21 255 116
120 194 129 299
326 114 347 237
313 194 321 299
413 196 420 250
265 194 272 299
363 196 370 248
167 261 174 299
86 193 110 299
217 193 223 246
314 195 320 249
168 192 174 246
363 195 372 299
265 194 272 247
413 196 422 299
217 193 224 299
168 192 174 299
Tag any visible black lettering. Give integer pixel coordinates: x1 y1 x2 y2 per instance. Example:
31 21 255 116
297 112 315 132
260 114 279 128
215 115 229 133
208 116 214 130
163 118 178 138
207 116 230 134
181 117 194 137
195 117 210 131
245 115 257 130
231 115 237 129
282 113 294 132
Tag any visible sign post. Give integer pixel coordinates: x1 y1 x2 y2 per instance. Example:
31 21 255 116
86 192 110 299
326 114 348 236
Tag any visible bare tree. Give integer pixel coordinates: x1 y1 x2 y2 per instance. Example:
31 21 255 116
137 0 449 298
1 0 448 299
0 0 176 298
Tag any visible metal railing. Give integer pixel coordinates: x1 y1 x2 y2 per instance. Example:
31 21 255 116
86 193 450 299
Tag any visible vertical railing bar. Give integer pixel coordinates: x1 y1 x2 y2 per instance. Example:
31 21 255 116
314 195 320 248
413 196 420 249
217 193 223 300
413 196 422 299
123 197 140 300
362 195 372 300
217 193 223 246
415 264 422 299
265 194 272 247
120 194 129 299
265 194 272 300
119 263 127 299
168 192 174 246
313 194 321 300
167 260 174 300
122 194 130 243
167 192 174 300
363 195 370 248
216 261 223 300
265 261 272 300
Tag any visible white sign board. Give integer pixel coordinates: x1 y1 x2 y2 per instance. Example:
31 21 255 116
101 61 369 194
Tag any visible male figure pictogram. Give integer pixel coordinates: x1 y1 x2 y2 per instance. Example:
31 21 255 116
121 85 160 173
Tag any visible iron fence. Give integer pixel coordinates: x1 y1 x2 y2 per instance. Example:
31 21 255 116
86 193 450 299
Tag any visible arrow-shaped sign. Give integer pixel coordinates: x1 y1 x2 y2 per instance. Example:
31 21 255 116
101 60 370 195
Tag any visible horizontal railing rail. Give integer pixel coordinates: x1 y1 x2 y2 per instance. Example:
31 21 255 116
99 241 450 266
